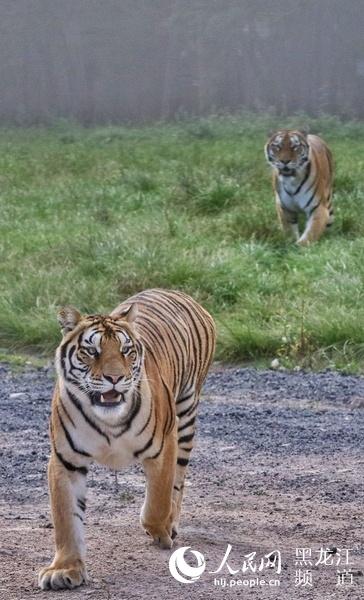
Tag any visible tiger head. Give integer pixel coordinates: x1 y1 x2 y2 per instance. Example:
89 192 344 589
265 129 309 176
56 304 143 417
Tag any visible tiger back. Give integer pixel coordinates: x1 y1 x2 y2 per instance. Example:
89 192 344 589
265 129 334 245
38 288 216 591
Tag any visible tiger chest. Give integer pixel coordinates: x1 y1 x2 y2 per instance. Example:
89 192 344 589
57 417 138 471
90 432 139 470
94 442 136 470
278 180 315 215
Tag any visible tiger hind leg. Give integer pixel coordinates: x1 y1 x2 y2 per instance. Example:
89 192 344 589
172 389 199 539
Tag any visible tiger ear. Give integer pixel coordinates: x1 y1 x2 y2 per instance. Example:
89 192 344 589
116 303 138 324
299 127 310 138
57 306 82 335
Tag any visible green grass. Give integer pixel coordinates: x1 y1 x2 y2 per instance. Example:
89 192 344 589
1 114 364 372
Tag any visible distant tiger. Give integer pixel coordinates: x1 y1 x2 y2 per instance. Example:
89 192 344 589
38 289 215 591
265 129 334 245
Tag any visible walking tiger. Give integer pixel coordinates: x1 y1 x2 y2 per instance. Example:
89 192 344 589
38 288 215 590
265 129 334 245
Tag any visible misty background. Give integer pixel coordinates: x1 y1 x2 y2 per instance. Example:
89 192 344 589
1 0 364 125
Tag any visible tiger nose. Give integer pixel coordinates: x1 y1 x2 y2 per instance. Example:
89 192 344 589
104 374 123 384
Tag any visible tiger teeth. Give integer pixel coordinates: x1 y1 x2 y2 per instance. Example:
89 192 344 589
100 394 121 403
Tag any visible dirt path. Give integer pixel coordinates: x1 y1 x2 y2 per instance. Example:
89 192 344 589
1 364 364 599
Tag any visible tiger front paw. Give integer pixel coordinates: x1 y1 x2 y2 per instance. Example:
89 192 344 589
38 559 87 590
297 237 310 247
141 514 174 549
141 499 179 549
143 518 175 549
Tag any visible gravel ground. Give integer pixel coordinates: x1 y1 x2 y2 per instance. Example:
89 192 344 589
1 362 364 600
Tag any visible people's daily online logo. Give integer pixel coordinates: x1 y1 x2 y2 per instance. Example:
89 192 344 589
169 544 281 588
168 546 206 584
168 544 356 590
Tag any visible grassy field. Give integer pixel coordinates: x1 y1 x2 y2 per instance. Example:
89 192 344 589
1 114 364 371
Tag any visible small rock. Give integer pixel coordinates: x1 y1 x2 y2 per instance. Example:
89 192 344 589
9 392 27 399
350 397 364 409
0 549 14 556
270 358 280 370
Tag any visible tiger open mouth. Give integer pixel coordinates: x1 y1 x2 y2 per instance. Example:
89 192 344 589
280 167 296 176
90 390 124 407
